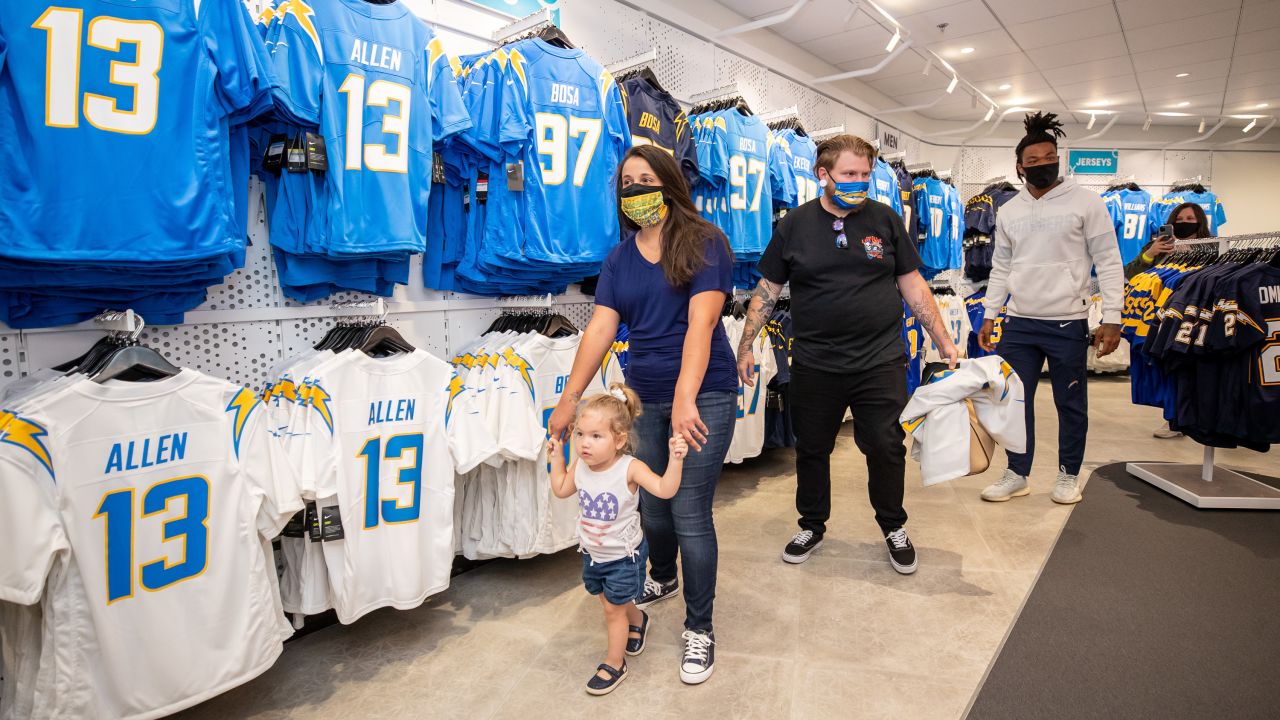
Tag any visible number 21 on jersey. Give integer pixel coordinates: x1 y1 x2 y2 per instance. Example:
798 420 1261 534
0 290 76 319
34 8 163 135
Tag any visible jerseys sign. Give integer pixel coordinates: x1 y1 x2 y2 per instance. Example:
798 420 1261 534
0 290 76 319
1068 149 1119 175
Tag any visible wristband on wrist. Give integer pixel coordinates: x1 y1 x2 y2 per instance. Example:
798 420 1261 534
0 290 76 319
1141 251 1155 263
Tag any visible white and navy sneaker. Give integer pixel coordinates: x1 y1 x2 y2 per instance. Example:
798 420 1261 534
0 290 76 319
635 577 679 608
885 527 917 575
679 630 715 685
782 529 823 564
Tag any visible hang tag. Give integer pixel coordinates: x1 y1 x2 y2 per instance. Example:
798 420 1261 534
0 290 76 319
432 152 447 185
320 505 345 542
766 390 785 412
305 132 328 172
281 510 307 539
506 161 524 191
306 501 322 542
263 133 288 173
476 172 489 204
285 134 308 173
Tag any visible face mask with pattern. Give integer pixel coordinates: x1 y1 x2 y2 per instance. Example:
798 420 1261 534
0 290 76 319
828 180 870 209
621 184 668 226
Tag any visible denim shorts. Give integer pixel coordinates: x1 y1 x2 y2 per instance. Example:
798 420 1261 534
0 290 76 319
582 540 649 606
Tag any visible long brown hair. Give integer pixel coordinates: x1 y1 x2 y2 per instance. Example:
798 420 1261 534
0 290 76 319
1166 202 1212 239
616 144 732 288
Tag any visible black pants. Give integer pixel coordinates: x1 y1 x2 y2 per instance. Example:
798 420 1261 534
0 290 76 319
997 316 1090 476
791 359 908 536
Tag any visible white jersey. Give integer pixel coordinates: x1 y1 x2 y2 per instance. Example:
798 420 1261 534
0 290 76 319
925 295 971 362
899 357 1027 486
294 350 496 624
724 317 778 464
0 371 300 720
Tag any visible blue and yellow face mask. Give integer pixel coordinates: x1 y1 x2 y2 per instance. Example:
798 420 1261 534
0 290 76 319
621 184 668 227
828 180 870 209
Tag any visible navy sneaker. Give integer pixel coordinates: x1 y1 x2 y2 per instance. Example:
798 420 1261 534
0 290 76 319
636 577 678 608
679 630 715 684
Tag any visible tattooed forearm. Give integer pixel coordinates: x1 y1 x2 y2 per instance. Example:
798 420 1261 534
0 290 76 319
908 296 948 347
737 279 783 356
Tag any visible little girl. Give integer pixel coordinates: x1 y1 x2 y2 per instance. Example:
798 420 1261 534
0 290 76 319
549 383 687 696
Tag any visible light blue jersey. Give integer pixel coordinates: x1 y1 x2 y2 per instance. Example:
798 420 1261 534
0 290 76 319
774 129 818 206
482 38 630 265
699 111 772 255
0 0 276 263
1103 188 1152 264
268 0 472 257
913 177 952 271
871 158 903 217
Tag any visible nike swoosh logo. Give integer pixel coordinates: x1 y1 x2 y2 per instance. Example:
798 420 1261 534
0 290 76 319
1059 322 1071 327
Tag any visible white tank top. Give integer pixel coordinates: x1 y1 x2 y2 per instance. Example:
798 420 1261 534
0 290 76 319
575 455 642 564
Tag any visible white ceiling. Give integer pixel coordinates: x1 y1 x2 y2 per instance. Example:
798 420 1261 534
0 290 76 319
716 0 1280 127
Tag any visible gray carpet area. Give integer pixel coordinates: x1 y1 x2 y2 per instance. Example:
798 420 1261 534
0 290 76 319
967 462 1280 720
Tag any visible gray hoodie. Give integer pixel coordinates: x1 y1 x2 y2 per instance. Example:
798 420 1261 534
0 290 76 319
984 177 1125 324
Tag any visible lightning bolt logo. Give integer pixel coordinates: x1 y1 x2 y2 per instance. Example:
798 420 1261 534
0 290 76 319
1 412 55 480
227 387 262 458
427 36 446 71
278 0 322 61
998 361 1015 401
507 47 528 90
901 416 925 434
445 374 466 427
257 3 277 28
599 68 616 101
600 353 614 387
307 382 334 433
502 348 536 400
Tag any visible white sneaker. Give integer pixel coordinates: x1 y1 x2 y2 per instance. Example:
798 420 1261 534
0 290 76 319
981 469 1030 502
1052 466 1083 504
1153 422 1183 439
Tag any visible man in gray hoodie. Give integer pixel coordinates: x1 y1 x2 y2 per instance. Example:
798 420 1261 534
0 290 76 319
976 112 1124 505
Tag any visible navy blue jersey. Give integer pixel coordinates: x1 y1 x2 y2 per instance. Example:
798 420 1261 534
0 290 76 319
620 75 697 187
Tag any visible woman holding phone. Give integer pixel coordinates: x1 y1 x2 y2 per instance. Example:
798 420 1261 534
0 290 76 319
1125 202 1212 438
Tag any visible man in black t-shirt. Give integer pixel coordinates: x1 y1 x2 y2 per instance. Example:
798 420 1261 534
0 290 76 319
738 134 958 575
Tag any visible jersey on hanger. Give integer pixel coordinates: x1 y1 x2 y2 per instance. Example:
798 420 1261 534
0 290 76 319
620 75 697 185
293 350 496 624
1105 188 1152 265
0 371 300 720
267 0 472 255
0 0 275 263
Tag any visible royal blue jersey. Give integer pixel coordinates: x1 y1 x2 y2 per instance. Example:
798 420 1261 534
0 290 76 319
0 0 275 263
901 303 924 395
620 75 697 187
965 290 1005 358
1103 188 1152 264
871 158 903 217
484 39 630 264
267 0 471 256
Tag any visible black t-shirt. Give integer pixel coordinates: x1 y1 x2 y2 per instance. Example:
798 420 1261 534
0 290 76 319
757 198 922 373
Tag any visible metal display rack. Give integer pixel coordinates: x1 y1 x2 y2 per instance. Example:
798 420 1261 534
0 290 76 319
1125 232 1280 510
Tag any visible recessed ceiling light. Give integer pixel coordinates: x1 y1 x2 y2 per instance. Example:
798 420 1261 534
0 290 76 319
1175 72 1190 78
1086 99 1110 107
1255 103 1269 109
960 47 975 54
1176 101 1190 107
998 83 1012 90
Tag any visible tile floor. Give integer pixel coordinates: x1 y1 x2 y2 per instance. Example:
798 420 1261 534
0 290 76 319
173 377 1278 720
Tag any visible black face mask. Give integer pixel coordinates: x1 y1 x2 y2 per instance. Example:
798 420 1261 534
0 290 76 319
621 183 664 200
1173 221 1200 239
1021 161 1059 190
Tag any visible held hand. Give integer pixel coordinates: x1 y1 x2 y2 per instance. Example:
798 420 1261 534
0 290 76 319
545 436 564 463
737 349 756 387
1094 323 1122 358
546 398 575 442
978 319 997 353
671 400 708 453
1149 235 1175 259
669 435 688 461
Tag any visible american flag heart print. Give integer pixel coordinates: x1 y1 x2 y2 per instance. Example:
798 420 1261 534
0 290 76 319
579 490 620 546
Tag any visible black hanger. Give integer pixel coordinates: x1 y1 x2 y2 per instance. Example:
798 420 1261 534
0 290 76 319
90 344 181 383
537 24 574 49
358 324 415 357
52 335 119 373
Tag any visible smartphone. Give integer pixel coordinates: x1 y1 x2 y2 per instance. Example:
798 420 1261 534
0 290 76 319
1157 224 1173 239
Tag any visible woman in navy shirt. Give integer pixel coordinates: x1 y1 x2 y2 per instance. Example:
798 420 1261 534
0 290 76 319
547 145 738 685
